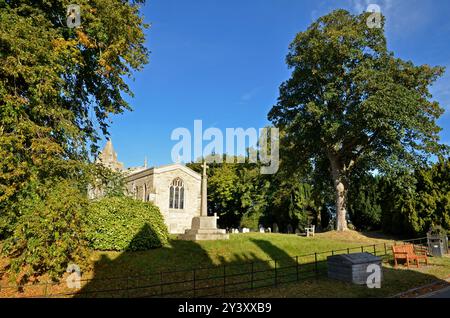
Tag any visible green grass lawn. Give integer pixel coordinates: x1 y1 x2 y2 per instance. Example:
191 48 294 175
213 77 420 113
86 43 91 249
234 256 450 298
86 231 394 278
1 231 449 298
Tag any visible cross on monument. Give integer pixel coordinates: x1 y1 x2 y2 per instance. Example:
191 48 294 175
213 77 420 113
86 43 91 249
200 160 208 217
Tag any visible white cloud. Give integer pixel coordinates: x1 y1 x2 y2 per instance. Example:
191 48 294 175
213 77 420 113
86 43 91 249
310 0 436 39
239 87 261 104
350 0 371 13
349 0 394 15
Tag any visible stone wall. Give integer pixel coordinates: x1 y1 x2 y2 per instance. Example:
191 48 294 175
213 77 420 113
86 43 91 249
153 167 201 234
125 170 154 201
124 164 201 234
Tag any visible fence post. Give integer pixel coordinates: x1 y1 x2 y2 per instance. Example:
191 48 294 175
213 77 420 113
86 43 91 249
373 245 377 256
384 243 387 256
126 276 130 298
361 246 364 253
274 260 277 286
251 262 254 289
223 265 226 296
296 256 299 281
193 269 196 298
160 271 163 297
331 250 334 256
347 248 350 254
314 253 318 276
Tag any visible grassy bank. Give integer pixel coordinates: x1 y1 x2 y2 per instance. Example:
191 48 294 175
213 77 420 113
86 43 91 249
87 231 393 278
1 231 449 298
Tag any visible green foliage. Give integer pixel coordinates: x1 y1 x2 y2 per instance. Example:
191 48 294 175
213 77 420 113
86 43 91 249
188 155 327 232
188 156 270 229
268 9 448 231
413 158 450 234
206 161 241 226
348 175 382 231
0 1 148 278
346 159 450 237
288 183 316 231
429 225 447 236
378 173 416 235
264 165 327 232
1 180 89 281
86 196 169 251
88 164 127 199
240 210 262 230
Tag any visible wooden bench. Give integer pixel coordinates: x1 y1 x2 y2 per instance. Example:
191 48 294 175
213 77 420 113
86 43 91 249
392 244 428 268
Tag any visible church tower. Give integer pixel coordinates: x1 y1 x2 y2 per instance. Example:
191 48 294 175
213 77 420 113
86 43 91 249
96 139 124 171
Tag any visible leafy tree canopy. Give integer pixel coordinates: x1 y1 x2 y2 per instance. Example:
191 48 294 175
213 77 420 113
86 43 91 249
0 0 149 279
269 9 448 231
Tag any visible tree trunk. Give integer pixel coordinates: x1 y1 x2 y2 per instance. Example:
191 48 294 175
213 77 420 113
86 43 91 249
329 156 348 232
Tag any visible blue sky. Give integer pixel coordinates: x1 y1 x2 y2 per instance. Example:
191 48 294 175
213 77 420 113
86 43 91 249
104 0 450 168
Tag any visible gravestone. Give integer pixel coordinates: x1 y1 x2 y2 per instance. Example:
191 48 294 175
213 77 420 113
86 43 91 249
287 224 293 234
295 228 301 235
267 227 272 233
273 223 279 233
259 226 265 233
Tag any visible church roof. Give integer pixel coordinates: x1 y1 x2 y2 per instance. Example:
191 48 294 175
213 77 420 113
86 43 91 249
97 140 200 180
124 163 201 181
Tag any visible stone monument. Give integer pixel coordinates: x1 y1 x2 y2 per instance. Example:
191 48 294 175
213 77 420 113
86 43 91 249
287 224 293 234
179 161 229 241
273 223 279 233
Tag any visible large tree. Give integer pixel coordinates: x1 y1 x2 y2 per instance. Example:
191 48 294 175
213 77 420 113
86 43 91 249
268 10 447 231
0 0 148 278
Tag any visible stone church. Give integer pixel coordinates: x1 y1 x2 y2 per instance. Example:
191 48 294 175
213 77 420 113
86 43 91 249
94 140 201 234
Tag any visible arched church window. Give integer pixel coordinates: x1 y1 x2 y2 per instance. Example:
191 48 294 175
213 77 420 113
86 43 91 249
169 178 184 210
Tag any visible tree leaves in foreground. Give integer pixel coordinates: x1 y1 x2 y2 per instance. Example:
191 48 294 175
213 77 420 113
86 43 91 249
1 180 89 283
269 10 448 231
0 0 148 279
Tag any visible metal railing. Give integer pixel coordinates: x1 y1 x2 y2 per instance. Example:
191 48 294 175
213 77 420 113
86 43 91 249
0 237 428 298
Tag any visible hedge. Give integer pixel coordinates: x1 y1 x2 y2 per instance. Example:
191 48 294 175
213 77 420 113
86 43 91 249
86 196 169 251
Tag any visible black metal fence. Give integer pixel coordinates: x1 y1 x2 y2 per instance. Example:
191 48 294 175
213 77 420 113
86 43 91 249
0 237 428 298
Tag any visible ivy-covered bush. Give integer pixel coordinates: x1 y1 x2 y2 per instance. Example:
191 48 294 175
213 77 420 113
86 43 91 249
1 180 89 281
87 196 169 251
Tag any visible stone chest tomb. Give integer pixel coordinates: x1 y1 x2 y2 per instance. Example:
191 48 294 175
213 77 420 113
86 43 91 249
327 252 382 285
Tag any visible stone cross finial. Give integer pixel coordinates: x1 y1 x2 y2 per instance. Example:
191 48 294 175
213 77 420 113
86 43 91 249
201 160 208 176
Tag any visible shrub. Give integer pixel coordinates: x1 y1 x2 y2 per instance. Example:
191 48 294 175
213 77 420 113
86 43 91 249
348 175 382 231
86 196 168 251
1 180 89 281
240 209 262 230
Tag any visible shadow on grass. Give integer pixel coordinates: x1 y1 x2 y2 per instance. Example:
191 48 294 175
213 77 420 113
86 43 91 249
232 263 450 298
71 226 448 298
74 228 313 297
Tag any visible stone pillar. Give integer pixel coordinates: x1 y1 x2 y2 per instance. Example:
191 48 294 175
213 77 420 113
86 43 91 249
178 161 229 241
201 161 208 217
